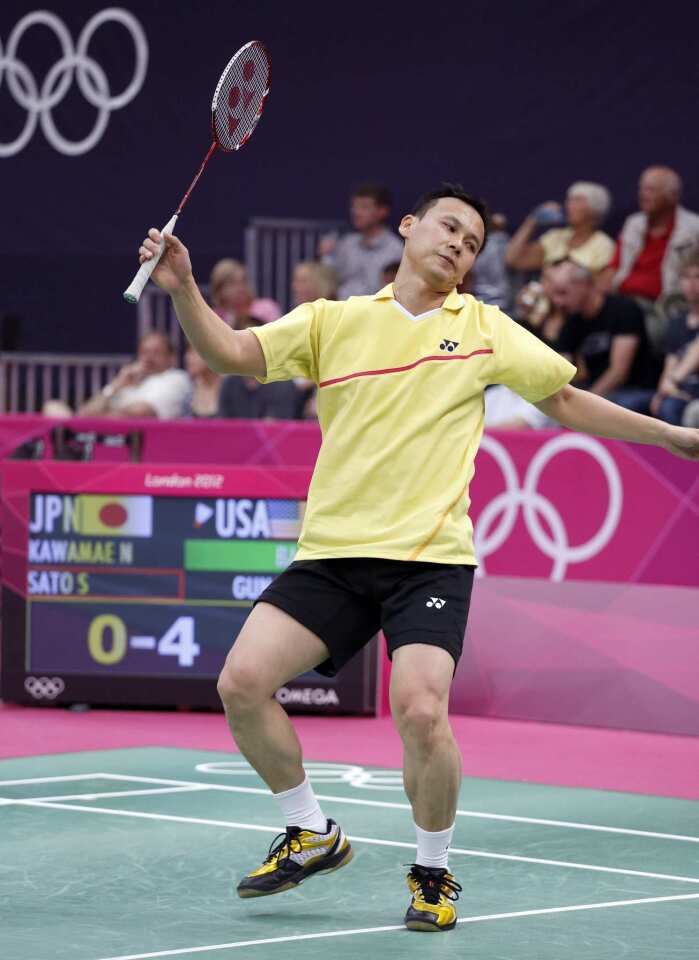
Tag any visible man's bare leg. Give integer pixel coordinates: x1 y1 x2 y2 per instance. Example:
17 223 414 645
217 602 330 793
390 643 461 831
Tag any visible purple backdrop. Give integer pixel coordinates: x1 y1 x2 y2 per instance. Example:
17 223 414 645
2 0 699 354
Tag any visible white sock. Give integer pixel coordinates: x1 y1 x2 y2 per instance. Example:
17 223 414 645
415 822 455 870
273 775 327 833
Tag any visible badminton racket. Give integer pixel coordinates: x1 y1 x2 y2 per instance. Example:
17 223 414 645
123 40 271 304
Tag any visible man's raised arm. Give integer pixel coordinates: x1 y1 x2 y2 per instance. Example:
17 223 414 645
536 384 699 461
138 228 266 377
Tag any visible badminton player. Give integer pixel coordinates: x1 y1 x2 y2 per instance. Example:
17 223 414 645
138 184 699 932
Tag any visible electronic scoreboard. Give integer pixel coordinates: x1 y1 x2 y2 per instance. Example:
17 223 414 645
0 462 379 713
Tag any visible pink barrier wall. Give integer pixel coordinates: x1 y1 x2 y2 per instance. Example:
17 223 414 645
2 415 697 733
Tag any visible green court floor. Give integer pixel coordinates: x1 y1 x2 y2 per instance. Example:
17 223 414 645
2 747 698 960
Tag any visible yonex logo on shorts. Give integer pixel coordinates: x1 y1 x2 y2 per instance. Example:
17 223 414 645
439 339 459 352
426 597 446 609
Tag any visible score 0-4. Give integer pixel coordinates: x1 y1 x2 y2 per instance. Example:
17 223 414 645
88 615 201 667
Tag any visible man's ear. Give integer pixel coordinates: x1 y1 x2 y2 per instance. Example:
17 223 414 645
398 214 414 239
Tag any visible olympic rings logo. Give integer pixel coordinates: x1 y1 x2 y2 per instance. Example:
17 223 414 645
24 676 65 700
0 8 148 157
474 434 623 581
195 761 405 791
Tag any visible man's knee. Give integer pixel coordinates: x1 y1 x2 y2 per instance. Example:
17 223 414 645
392 690 448 745
217 660 271 716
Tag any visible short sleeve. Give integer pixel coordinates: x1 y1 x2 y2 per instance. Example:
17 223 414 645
248 301 320 384
119 370 190 419
489 311 577 403
539 229 568 264
610 297 645 337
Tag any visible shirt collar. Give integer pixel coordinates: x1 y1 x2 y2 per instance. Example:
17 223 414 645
372 284 465 311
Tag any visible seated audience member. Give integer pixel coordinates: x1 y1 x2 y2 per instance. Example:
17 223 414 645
181 346 221 418
381 260 401 286
515 264 566 350
291 261 338 304
78 332 190 419
218 374 298 421
319 182 404 297
506 182 615 276
550 260 657 411
611 167 699 307
469 213 511 310
209 259 281 328
651 252 699 424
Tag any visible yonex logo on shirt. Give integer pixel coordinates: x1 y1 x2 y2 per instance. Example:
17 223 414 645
426 597 446 609
439 339 459 352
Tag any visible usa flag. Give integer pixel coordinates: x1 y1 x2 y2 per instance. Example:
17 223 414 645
268 500 305 539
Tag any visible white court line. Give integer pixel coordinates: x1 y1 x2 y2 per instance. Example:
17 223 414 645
5 770 699 845
8 786 210 803
89 893 699 960
14 799 699 886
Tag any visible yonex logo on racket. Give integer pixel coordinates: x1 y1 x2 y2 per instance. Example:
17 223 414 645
0 9 148 157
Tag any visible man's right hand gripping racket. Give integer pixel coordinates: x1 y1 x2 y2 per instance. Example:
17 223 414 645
123 41 271 304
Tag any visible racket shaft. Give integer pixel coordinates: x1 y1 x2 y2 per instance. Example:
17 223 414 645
123 214 178 304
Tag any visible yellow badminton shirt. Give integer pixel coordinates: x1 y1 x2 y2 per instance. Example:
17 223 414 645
250 285 575 565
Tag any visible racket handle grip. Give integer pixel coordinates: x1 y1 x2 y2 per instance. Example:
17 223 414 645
123 215 179 304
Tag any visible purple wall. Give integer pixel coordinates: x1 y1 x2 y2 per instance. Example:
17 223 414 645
2 0 699 354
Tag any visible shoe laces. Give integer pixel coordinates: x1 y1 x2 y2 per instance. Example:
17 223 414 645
265 826 303 865
408 865 462 905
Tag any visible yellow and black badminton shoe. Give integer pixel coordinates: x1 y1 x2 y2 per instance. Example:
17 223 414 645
404 864 462 931
236 820 353 898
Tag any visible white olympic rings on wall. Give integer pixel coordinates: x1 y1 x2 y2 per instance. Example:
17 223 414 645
475 433 623 581
195 760 405 791
0 8 148 157
24 676 65 699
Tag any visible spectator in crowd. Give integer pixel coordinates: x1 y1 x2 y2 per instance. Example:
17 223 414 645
611 166 699 305
77 332 190 419
469 212 511 310
218 374 298 420
506 182 615 276
182 345 221 418
210 259 282 328
290 261 339 419
291 261 338 305
650 251 699 423
550 260 657 411
514 264 566 350
319 182 404 297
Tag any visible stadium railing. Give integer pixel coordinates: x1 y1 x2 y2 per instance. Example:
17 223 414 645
0 352 131 414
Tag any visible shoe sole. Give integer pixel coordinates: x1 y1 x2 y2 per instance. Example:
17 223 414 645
237 843 354 899
405 918 456 932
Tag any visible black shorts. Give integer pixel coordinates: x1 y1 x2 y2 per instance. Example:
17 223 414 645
254 558 475 677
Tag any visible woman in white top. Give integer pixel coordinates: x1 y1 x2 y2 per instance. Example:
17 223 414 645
506 182 615 277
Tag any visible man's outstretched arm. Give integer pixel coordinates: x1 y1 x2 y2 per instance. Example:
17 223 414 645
138 228 266 377
536 384 699 461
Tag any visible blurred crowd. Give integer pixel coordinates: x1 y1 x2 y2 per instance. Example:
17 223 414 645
53 169 699 429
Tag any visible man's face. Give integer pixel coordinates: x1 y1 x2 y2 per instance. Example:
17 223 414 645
680 265 699 306
399 197 484 292
638 168 677 216
547 265 591 314
138 335 173 375
350 195 389 232
292 265 318 305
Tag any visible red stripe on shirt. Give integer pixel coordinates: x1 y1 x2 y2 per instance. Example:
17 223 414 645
318 349 494 388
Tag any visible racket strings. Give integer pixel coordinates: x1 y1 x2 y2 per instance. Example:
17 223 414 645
213 42 270 151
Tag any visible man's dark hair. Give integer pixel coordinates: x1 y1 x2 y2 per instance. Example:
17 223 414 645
412 183 490 250
352 182 393 209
